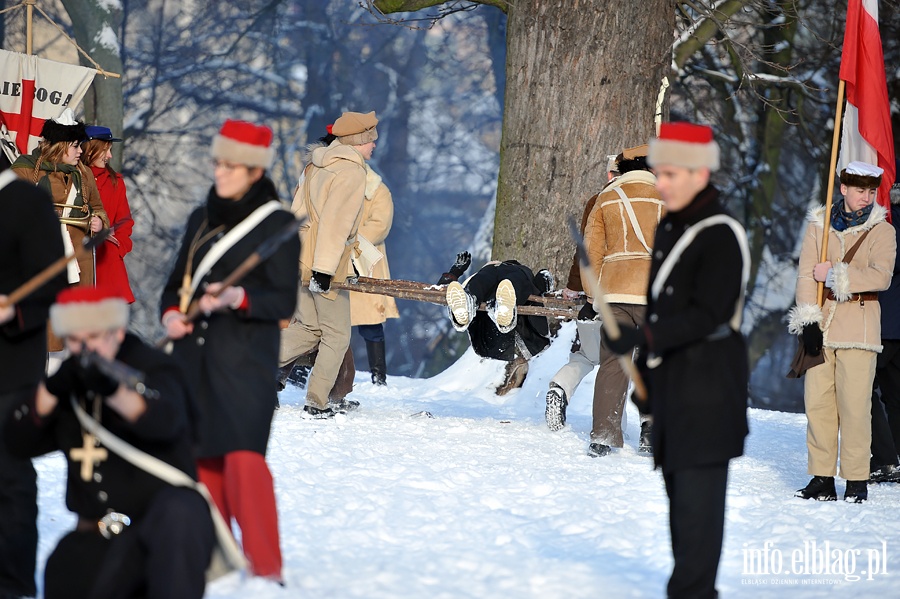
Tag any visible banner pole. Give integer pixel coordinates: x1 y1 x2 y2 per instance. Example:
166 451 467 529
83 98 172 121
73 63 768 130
816 78 846 307
25 0 35 55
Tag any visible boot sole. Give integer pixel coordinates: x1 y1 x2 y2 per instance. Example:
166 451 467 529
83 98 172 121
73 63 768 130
545 392 566 431
494 279 516 331
446 282 471 327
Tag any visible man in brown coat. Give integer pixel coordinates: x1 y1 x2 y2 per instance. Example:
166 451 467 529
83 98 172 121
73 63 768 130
790 161 895 503
546 145 665 458
279 111 374 417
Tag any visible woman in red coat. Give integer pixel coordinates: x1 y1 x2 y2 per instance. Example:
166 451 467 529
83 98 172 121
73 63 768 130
81 126 135 302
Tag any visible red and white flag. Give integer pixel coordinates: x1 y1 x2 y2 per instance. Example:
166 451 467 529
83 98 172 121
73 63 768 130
838 0 895 212
0 49 95 155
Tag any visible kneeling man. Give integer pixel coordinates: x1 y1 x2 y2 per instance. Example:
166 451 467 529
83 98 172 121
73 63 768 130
4 287 214 599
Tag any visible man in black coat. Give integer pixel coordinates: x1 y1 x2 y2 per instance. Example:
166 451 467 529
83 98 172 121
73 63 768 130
5 287 214 599
606 122 749 599
0 170 67 599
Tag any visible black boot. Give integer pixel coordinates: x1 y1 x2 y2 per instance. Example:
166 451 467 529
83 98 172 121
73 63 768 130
795 476 837 501
844 480 868 503
366 340 387 386
276 359 298 392
638 420 652 455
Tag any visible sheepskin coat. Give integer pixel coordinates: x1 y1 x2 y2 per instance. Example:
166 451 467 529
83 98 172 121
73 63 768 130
788 202 896 352
349 165 399 325
582 169 665 306
292 140 366 299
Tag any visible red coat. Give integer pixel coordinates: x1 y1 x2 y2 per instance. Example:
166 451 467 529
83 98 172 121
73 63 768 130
91 165 135 302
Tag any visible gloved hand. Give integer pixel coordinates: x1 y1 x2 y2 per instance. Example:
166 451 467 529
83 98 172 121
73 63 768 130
605 323 645 355
310 271 332 294
44 355 84 399
80 362 120 397
577 302 597 321
449 251 472 278
801 324 823 356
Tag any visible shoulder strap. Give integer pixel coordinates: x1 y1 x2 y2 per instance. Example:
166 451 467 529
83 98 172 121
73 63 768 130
651 214 750 331
189 200 283 300
71 399 247 572
842 228 871 264
612 186 652 253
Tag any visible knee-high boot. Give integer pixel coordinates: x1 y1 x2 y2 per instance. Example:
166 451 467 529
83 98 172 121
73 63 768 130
366 340 387 386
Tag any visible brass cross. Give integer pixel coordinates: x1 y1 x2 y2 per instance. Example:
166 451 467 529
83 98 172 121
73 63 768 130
70 433 108 482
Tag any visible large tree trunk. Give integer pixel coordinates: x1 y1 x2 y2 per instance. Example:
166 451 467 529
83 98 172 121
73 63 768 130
492 0 673 278
61 0 124 169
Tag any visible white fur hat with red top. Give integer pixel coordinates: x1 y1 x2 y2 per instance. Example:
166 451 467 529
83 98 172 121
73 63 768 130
210 119 275 170
50 286 129 337
648 122 720 172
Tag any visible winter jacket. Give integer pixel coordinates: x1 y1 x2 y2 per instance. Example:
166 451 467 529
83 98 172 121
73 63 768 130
0 178 67 394
788 203 895 352
160 177 300 458
641 186 749 472
12 149 109 286
292 140 366 298
91 166 135 303
583 169 664 306
349 165 399 326
878 202 900 341
5 334 198 520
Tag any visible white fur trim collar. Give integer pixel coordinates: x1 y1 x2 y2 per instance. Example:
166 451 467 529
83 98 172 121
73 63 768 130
365 164 383 200
605 169 656 192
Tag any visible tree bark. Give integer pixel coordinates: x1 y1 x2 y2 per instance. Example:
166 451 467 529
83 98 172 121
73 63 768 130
492 0 673 278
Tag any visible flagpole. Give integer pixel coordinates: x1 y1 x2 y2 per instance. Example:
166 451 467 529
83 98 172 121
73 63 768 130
816 78 846 307
25 0 35 55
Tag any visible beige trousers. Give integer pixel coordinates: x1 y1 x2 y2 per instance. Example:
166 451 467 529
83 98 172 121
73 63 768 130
279 285 351 409
804 347 875 481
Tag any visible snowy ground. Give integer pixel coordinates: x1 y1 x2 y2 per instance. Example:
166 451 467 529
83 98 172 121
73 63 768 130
33 322 900 598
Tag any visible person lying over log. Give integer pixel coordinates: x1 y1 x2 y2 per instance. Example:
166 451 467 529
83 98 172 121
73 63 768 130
443 253 554 393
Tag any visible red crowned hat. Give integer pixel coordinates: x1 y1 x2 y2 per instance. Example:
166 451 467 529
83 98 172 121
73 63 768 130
648 122 720 171
211 119 275 169
50 286 129 337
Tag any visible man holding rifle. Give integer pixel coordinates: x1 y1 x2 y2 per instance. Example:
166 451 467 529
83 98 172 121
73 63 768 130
604 123 750 599
4 286 214 599
0 169 66 599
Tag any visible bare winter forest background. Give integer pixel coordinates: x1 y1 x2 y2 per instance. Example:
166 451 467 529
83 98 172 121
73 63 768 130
2 0 898 411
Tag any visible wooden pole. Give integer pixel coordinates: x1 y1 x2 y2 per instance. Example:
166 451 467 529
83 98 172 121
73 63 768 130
816 78 846 307
25 0 35 55
329 277 583 320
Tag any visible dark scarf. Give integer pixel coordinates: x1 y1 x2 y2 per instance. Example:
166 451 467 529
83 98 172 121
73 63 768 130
831 198 873 232
206 176 278 228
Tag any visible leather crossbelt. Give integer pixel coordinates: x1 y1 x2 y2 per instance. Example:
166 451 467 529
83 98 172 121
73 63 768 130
825 290 878 303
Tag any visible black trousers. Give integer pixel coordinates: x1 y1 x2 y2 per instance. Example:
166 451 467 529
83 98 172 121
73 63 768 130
464 262 546 361
663 463 729 599
0 388 39 598
44 487 215 599
874 340 900 459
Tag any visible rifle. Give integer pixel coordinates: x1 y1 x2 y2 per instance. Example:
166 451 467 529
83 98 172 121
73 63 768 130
79 349 160 401
157 217 302 346
0 222 119 309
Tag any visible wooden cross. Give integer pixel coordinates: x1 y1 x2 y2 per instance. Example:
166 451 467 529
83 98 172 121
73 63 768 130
70 433 108 482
